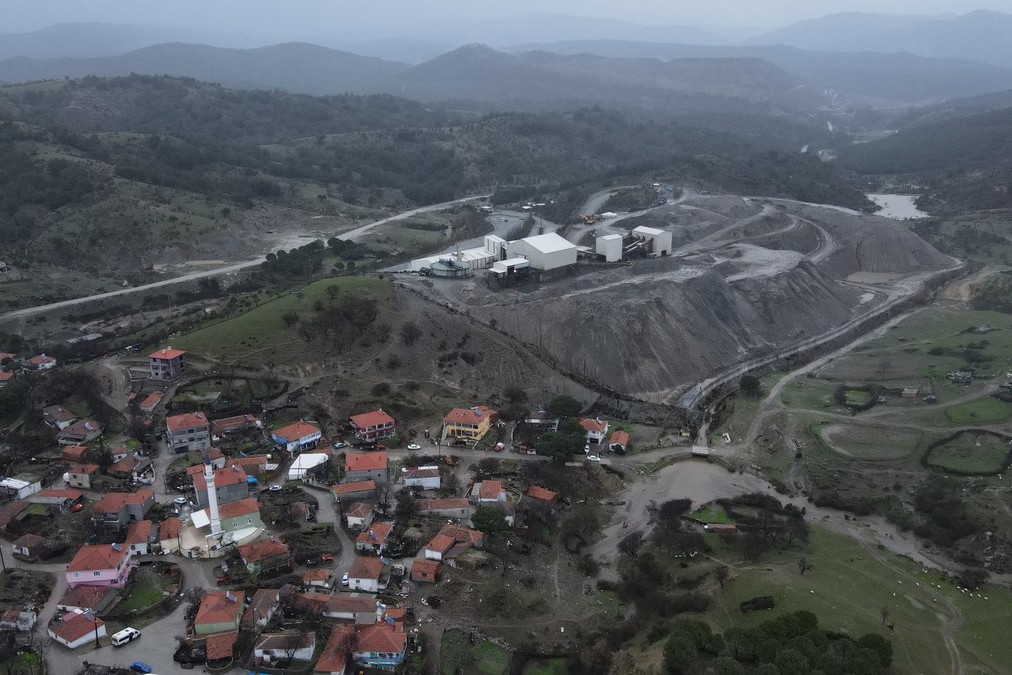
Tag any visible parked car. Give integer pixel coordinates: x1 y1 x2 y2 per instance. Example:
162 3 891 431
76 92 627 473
111 627 141 647
333 441 347 449
71 503 84 513
341 573 349 587
268 484 282 492
587 455 601 462
173 497 188 506
407 443 421 451
130 663 153 674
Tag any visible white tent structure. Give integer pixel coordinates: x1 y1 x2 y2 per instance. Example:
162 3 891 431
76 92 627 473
287 452 330 480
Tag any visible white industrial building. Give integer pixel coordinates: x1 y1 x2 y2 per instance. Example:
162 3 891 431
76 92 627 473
490 257 530 277
596 234 623 262
506 232 577 270
409 234 505 273
632 226 673 257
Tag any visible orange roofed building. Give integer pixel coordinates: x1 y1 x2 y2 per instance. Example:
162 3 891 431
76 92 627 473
148 347 186 380
345 452 388 484
349 409 396 442
166 411 210 454
443 406 498 441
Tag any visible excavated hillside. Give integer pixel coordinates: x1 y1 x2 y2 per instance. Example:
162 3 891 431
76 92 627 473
408 190 958 404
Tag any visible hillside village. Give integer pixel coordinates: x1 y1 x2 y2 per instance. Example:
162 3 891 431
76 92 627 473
0 343 647 674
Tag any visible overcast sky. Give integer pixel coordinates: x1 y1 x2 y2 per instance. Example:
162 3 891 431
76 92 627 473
3 0 1009 35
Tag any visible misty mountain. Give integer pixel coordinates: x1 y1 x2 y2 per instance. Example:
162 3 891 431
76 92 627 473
748 10 1012 69
0 22 266 60
0 42 408 95
514 40 1012 106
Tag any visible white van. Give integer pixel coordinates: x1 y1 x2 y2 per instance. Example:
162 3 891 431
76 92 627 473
111 627 141 647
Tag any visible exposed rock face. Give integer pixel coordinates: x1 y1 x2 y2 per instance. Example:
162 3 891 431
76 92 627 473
481 256 856 400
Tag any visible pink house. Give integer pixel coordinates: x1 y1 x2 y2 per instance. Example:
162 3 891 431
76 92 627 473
65 543 133 588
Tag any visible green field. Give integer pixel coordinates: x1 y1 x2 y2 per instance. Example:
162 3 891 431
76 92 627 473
174 276 390 363
943 398 1012 425
820 424 921 461
924 431 1011 475
779 380 836 410
705 527 1012 675
521 658 569 674
688 503 734 525
441 629 511 674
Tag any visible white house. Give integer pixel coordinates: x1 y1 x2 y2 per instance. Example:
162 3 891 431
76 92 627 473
287 452 329 480
596 234 623 262
345 502 375 529
507 232 577 271
0 476 42 501
402 466 441 490
347 557 384 593
579 418 610 445
254 632 316 663
48 610 106 649
272 421 322 453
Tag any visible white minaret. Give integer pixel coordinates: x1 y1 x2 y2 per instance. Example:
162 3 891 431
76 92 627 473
204 462 222 536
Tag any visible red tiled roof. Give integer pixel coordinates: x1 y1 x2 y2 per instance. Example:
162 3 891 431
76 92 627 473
195 591 245 628
124 520 153 545
225 455 269 473
526 486 559 504
404 467 440 480
316 625 355 673
67 544 129 573
290 593 328 613
58 585 116 611
350 409 395 429
217 498 260 520
239 539 289 564
325 594 376 614
204 631 238 660
332 480 376 496
579 418 608 434
609 430 629 446
92 490 152 514
68 463 100 475
166 412 209 433
139 392 163 411
273 421 321 443
148 348 186 360
28 354 56 366
348 556 383 581
59 419 103 438
211 414 259 435
0 371 13 382
50 611 104 643
345 452 387 473
44 405 76 422
355 623 406 655
424 534 455 555
0 501 29 530
346 502 373 519
108 454 138 474
62 445 89 461
355 521 393 546
160 518 182 541
241 589 280 628
415 498 469 512
478 480 503 500
438 523 484 546
444 405 497 425
303 569 331 583
190 465 248 492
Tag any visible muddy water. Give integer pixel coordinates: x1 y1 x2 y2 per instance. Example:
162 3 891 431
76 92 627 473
868 194 929 220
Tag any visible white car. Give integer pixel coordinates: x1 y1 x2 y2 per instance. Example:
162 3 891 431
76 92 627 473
587 455 601 462
173 497 188 506
407 443 421 451
341 573 349 587
268 484 282 492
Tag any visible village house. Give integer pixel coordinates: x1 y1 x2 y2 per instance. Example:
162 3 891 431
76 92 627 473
124 519 155 555
352 623 407 670
66 543 133 588
57 585 118 614
272 421 322 453
422 534 455 561
0 476 42 501
0 370 14 388
315 625 355 675
0 501 29 534
107 452 153 484
349 409 396 442
525 486 560 506
423 523 484 562
346 556 385 593
0 608 36 632
239 538 292 575
188 464 250 508
609 430 629 454
43 405 77 430
48 609 107 649
211 413 260 437
67 464 100 490
302 568 334 590
12 533 45 560
254 631 317 663
91 490 154 530
194 590 245 635
190 497 263 535
166 412 211 454
414 498 472 521
402 466 440 490
355 521 394 555
138 391 163 415
241 588 281 633
61 445 89 463
27 354 57 371
159 517 183 554
332 480 377 503
579 418 610 445
226 454 271 476
148 347 187 380
443 406 498 441
473 480 507 505
345 502 375 529
28 488 84 513
345 452 388 484
323 594 377 624
411 559 440 584
57 419 103 445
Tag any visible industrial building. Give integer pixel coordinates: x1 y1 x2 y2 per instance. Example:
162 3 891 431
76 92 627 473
505 232 577 270
410 231 578 278
595 234 623 262
632 226 673 257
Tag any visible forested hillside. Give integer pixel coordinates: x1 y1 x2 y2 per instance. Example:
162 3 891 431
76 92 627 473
0 75 871 280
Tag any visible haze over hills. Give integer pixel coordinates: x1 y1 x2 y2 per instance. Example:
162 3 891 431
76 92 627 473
749 10 1012 68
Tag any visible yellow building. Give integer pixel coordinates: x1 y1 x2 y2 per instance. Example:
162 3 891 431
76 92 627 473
443 406 498 440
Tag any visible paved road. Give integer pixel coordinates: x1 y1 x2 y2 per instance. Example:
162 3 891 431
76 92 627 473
338 195 490 242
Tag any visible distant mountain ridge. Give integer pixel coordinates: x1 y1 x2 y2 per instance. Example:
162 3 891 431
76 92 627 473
748 10 1012 68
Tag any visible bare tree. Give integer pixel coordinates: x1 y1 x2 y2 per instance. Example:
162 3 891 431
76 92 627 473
797 557 810 575
400 321 422 347
715 565 729 589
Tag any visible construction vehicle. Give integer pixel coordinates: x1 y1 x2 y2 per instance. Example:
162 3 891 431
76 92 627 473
579 214 602 225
